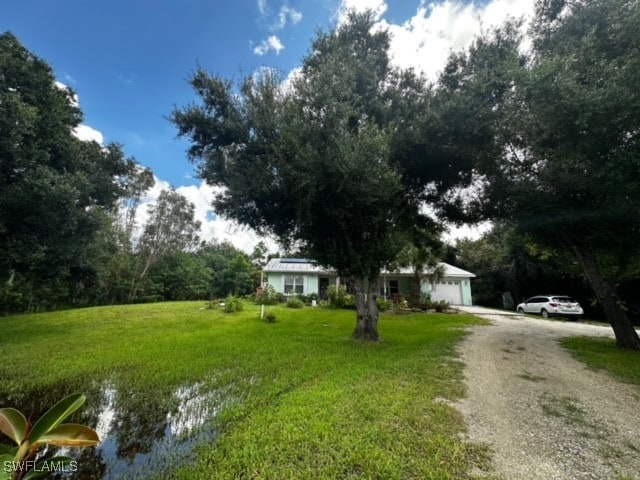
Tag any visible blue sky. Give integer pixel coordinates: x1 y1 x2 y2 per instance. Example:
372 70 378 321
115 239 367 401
1 0 533 251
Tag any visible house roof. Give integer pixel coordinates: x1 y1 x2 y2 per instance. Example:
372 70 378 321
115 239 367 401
381 262 475 278
264 258 475 278
434 262 476 278
263 258 333 274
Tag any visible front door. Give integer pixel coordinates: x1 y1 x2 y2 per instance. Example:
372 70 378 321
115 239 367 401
319 277 329 300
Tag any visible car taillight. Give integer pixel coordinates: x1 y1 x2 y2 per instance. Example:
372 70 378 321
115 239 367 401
549 303 558 307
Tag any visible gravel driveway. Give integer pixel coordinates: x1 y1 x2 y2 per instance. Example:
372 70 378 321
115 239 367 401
455 306 640 480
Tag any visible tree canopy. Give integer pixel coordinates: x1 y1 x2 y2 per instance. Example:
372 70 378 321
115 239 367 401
440 0 640 348
0 32 138 311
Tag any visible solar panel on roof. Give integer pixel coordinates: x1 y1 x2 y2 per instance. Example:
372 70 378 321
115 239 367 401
280 258 315 264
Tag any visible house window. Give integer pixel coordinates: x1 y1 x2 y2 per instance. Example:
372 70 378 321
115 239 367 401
284 275 304 294
389 280 399 296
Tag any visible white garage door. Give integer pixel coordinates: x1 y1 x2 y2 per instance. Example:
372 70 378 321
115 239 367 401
431 280 462 305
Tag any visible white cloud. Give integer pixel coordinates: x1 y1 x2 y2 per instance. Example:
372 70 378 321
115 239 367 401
280 66 302 95
140 176 173 204
443 221 492 243
181 182 279 253
132 176 173 239
253 35 285 56
258 1 302 30
278 5 302 28
133 178 277 254
55 80 106 145
177 182 278 252
388 0 535 81
54 80 79 107
338 0 387 23
73 124 105 144
337 0 535 81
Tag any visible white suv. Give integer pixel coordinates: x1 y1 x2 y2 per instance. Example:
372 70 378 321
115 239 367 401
517 295 584 319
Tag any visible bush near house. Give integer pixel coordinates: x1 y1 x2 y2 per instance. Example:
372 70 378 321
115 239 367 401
306 293 320 305
255 284 279 305
376 297 391 312
328 285 348 308
224 295 244 313
286 297 305 309
293 294 310 305
433 300 450 313
327 286 356 309
420 294 433 311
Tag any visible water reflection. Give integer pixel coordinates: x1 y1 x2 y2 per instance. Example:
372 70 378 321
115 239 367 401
0 378 239 479
169 382 231 437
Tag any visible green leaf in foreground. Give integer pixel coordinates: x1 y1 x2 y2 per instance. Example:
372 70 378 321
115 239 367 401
28 393 86 445
0 454 14 480
0 393 99 480
36 423 100 447
0 408 27 445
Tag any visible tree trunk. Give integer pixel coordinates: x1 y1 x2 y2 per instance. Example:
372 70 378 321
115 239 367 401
127 253 154 303
571 244 640 350
409 270 422 308
353 274 380 341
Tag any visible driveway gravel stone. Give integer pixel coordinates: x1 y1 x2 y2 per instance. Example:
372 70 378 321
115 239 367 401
455 306 640 480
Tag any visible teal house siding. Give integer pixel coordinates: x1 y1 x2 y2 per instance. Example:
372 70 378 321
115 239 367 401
263 259 475 306
267 273 284 293
461 279 473 306
306 276 319 295
420 280 431 296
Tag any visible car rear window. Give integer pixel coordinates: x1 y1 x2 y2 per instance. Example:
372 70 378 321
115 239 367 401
552 297 576 303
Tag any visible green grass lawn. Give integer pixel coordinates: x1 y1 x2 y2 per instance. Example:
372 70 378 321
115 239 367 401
561 336 640 387
0 302 490 479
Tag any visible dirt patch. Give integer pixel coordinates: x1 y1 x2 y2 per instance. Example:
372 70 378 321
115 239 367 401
455 308 640 480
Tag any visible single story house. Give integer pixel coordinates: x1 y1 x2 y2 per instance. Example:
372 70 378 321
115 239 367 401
263 258 475 306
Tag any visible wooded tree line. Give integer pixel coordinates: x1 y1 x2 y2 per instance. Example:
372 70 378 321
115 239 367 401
0 32 260 314
449 223 640 324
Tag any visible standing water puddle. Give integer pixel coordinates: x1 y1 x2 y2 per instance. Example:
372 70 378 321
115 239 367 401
0 378 241 479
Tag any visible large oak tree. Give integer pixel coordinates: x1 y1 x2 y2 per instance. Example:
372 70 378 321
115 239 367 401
172 12 475 340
